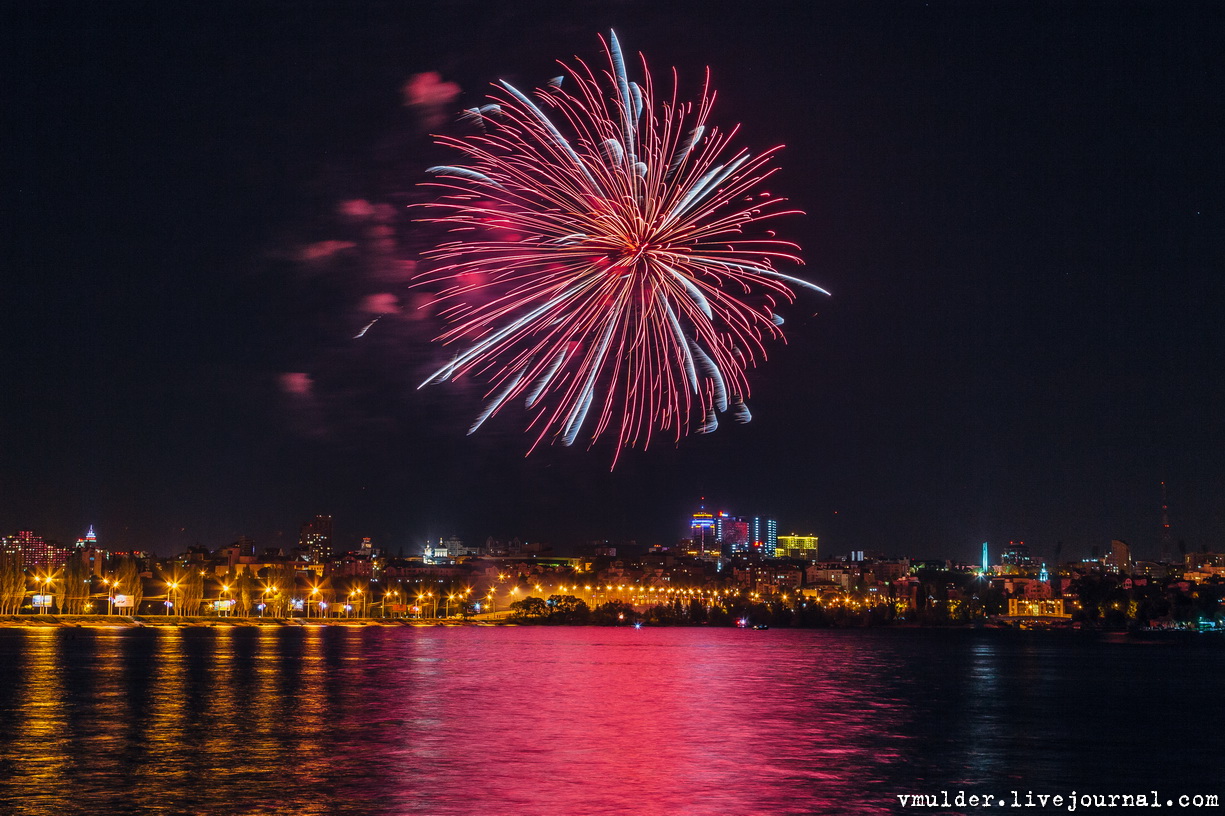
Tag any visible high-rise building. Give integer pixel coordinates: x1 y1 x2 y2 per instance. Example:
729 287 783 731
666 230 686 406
717 513 751 554
1001 541 1033 569
300 515 334 563
4 530 69 569
1104 540 1132 572
690 507 719 561
776 534 819 561
750 516 778 557
1160 481 1173 563
74 525 98 549
0 534 22 560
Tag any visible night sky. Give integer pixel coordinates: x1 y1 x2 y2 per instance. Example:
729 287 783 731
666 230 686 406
6 1 1223 562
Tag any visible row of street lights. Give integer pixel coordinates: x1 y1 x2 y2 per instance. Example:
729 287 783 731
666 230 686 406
22 573 798 618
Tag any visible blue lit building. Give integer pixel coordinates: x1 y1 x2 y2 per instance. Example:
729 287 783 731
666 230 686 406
751 516 778 557
690 508 718 560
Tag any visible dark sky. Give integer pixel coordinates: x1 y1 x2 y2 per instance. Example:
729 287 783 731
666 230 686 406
5 1 1223 562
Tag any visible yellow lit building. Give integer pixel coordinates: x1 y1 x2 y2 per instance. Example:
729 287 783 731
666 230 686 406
1007 598 1073 618
776 534 818 561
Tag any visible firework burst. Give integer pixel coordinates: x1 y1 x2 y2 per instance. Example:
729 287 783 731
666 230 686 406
416 32 827 463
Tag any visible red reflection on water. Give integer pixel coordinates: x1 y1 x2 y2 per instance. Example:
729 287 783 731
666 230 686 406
350 628 908 816
0 627 911 816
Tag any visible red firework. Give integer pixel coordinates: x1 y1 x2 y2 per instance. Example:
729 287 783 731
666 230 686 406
416 31 826 463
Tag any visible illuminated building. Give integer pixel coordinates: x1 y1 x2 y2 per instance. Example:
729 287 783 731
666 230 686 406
717 513 751 554
1001 541 1033 570
1007 598 1073 618
690 507 718 560
445 535 477 558
750 516 778 557
776 534 818 561
299 515 334 563
1104 539 1132 572
72 527 111 576
5 530 69 569
74 525 98 549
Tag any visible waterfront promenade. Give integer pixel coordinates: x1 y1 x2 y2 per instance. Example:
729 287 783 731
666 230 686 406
0 614 512 628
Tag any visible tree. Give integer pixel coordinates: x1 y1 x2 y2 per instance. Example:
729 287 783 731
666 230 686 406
181 570 205 616
219 568 239 615
510 596 549 620
546 594 590 624
645 603 679 625
260 564 295 617
235 567 256 616
114 558 144 615
56 554 91 614
0 555 26 615
592 600 639 625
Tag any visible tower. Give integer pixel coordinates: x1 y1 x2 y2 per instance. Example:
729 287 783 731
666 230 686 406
982 542 989 575
1160 481 1173 563
74 525 98 549
689 501 718 561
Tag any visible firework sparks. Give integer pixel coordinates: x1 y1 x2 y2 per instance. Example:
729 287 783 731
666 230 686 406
416 32 827 463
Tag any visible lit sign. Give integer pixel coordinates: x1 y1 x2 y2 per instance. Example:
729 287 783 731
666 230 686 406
113 595 134 608
291 599 304 612
212 600 236 611
32 595 53 607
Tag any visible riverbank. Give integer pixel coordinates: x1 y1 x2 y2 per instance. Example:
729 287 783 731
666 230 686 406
0 615 511 628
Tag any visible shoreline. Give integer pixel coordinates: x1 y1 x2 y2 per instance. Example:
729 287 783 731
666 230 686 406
3 616 1217 638
0 615 510 628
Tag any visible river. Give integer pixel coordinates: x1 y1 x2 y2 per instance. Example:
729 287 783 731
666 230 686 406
0 625 1221 815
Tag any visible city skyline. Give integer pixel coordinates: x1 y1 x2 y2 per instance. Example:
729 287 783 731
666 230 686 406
0 490 1193 565
5 1 1223 563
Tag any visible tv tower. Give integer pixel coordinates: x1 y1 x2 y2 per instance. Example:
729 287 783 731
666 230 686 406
1160 481 1173 563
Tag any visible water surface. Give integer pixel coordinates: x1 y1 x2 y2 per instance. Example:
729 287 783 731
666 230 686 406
0 626 1220 815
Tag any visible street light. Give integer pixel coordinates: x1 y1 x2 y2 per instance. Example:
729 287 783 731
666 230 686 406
37 576 54 614
166 581 180 616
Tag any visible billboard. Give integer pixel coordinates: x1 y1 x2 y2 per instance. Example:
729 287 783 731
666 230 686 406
113 594 134 608
32 594 54 608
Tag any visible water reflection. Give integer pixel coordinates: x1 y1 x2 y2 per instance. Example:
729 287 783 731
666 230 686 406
0 627 1222 815
4 630 69 810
